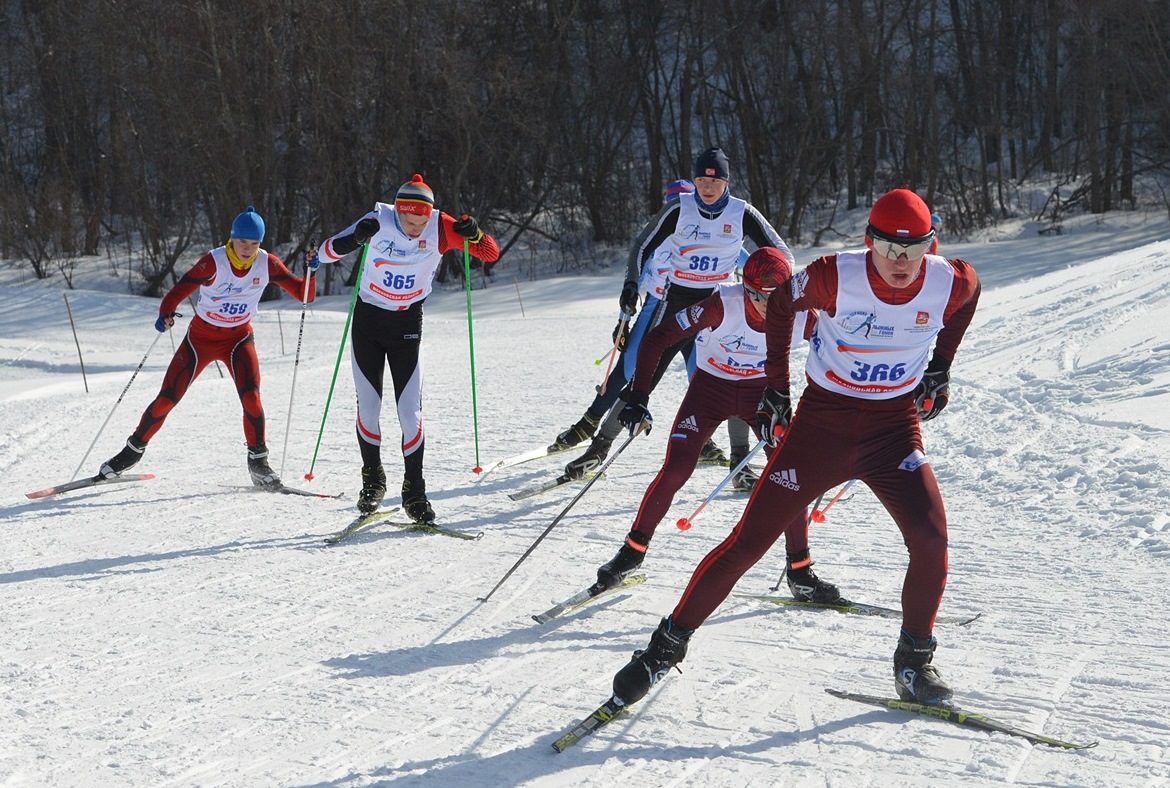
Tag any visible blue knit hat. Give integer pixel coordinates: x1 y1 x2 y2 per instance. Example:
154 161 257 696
231 205 265 241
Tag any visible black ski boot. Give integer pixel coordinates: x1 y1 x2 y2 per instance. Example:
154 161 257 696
785 549 842 603
99 436 147 479
549 411 601 452
612 616 693 706
247 444 281 489
402 477 436 525
596 530 650 590
564 434 613 480
729 450 759 491
357 464 387 514
697 438 728 465
894 630 954 705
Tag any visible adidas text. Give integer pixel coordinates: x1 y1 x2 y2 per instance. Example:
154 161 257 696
767 468 801 491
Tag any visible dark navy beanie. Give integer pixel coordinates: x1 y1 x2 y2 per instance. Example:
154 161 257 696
693 147 730 180
231 205 265 241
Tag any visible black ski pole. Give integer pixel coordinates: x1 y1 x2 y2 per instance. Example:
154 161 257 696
71 328 169 480
477 421 649 604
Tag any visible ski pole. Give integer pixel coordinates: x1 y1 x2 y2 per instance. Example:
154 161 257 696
62 293 89 393
676 439 766 531
597 313 628 395
811 478 857 523
477 421 649 604
463 232 483 474
305 245 368 481
769 489 827 592
279 262 315 479
71 330 165 480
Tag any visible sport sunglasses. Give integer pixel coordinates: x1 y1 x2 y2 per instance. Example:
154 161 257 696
866 225 935 260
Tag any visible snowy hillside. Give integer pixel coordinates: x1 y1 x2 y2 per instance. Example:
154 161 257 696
2 213 1170 787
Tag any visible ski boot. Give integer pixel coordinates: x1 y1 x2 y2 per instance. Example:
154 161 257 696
697 438 728 465
612 616 693 706
402 477 436 525
564 434 613 480
99 436 147 479
785 549 842 603
357 464 387 514
247 444 281 489
894 630 954 705
548 411 600 452
729 450 760 491
596 530 649 590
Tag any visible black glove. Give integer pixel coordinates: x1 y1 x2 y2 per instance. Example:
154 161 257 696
756 387 792 447
612 318 631 352
331 217 381 256
619 280 639 316
353 217 380 245
453 214 482 241
914 357 951 421
618 389 653 436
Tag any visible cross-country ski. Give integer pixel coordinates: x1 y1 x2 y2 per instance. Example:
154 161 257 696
26 473 156 499
532 574 646 624
736 593 982 626
825 688 1098 750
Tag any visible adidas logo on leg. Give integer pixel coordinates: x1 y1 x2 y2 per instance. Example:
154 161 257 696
767 468 801 491
677 415 699 432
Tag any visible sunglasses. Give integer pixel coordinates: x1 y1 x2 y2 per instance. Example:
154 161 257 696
867 225 935 260
744 284 772 303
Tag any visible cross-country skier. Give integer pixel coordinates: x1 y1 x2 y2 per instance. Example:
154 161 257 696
558 148 795 480
549 179 753 476
607 188 981 709
308 174 499 523
593 247 840 604
98 206 314 488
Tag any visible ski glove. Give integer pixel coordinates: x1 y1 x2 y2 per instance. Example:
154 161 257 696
756 387 792 446
914 357 951 421
353 217 381 245
154 312 180 333
612 317 631 352
453 214 483 242
329 217 382 257
306 247 321 272
619 280 639 317
618 389 653 436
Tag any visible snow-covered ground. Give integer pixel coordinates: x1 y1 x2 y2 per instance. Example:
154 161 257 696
2 211 1170 787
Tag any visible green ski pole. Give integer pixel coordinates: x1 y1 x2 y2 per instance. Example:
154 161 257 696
304 244 368 481
463 230 483 473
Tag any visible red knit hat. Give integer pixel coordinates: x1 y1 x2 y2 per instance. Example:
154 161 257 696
395 174 435 217
868 188 932 239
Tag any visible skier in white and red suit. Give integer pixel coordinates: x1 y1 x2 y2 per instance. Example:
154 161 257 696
610 188 981 710
594 247 839 605
98 205 315 489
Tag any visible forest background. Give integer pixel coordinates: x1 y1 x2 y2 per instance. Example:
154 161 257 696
2 0 1169 295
